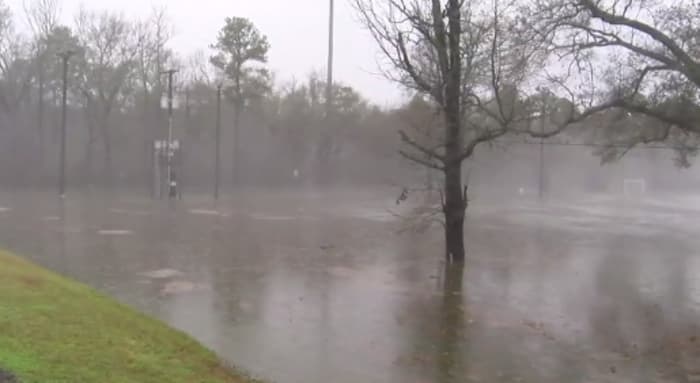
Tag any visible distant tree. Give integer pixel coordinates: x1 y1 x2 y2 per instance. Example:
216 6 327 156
210 16 270 186
0 2 32 128
395 95 442 195
268 74 369 182
0 1 36 183
40 26 80 105
135 7 173 136
73 8 141 183
24 0 60 166
133 7 174 186
525 0 700 166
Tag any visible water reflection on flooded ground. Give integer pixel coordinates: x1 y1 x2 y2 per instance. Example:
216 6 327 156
0 190 698 383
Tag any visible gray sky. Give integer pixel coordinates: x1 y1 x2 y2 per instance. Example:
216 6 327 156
6 0 404 106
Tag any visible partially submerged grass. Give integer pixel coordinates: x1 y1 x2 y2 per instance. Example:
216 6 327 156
0 249 255 383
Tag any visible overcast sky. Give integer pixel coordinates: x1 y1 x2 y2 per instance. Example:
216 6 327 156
5 0 405 106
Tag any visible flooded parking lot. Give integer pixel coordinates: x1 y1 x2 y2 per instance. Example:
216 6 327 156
0 190 698 383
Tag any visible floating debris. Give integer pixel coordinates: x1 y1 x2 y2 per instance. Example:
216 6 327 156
109 208 151 216
160 280 209 295
250 214 296 221
189 209 228 217
142 268 183 279
98 229 133 236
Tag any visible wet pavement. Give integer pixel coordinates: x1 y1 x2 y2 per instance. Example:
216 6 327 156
0 189 698 383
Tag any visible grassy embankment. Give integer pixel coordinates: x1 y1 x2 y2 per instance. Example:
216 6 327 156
0 249 258 383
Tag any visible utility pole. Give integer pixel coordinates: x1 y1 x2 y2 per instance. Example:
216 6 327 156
317 0 335 183
161 69 178 199
326 0 335 114
215 83 222 200
58 50 75 198
37 51 45 179
539 103 545 201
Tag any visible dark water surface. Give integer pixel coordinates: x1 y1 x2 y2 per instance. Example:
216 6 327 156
0 190 698 383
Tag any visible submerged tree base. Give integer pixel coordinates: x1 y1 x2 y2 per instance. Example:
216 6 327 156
0 249 258 383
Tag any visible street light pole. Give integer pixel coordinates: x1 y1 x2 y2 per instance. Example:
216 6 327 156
215 83 222 200
161 69 178 199
326 0 335 117
316 0 335 183
58 50 75 198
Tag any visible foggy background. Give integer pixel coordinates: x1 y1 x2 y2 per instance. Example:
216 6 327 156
0 0 698 198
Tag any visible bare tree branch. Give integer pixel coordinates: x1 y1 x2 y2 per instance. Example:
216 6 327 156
399 149 445 170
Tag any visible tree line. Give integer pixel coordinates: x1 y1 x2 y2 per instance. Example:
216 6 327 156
0 1 430 191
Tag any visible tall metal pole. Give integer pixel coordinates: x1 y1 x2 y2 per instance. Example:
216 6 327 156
317 0 335 183
162 69 177 199
38 53 45 177
58 50 74 197
215 84 222 200
326 0 335 115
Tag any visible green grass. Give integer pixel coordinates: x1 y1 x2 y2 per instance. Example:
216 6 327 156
0 249 256 383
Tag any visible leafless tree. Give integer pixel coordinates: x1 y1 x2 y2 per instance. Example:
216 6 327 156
0 3 31 127
23 0 61 174
353 0 585 262
525 0 700 165
134 7 173 187
73 7 141 183
135 7 172 135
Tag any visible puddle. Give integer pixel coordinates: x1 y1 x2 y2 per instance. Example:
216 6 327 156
142 268 184 279
189 209 228 217
160 280 210 295
98 230 134 236
109 208 151 216
250 214 297 221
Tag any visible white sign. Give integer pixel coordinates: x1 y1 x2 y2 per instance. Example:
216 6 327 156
154 140 180 152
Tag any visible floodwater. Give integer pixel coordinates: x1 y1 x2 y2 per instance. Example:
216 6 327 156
0 189 698 383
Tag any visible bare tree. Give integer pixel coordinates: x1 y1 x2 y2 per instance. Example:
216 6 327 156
354 0 572 262
73 8 141 184
23 0 59 37
0 3 30 113
0 3 32 127
24 0 61 176
134 7 173 187
0 2 37 185
525 0 700 165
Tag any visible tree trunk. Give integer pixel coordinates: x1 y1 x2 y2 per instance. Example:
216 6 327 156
441 0 466 264
232 101 241 187
85 131 94 185
101 118 113 187
438 262 464 381
84 112 95 185
443 162 465 263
